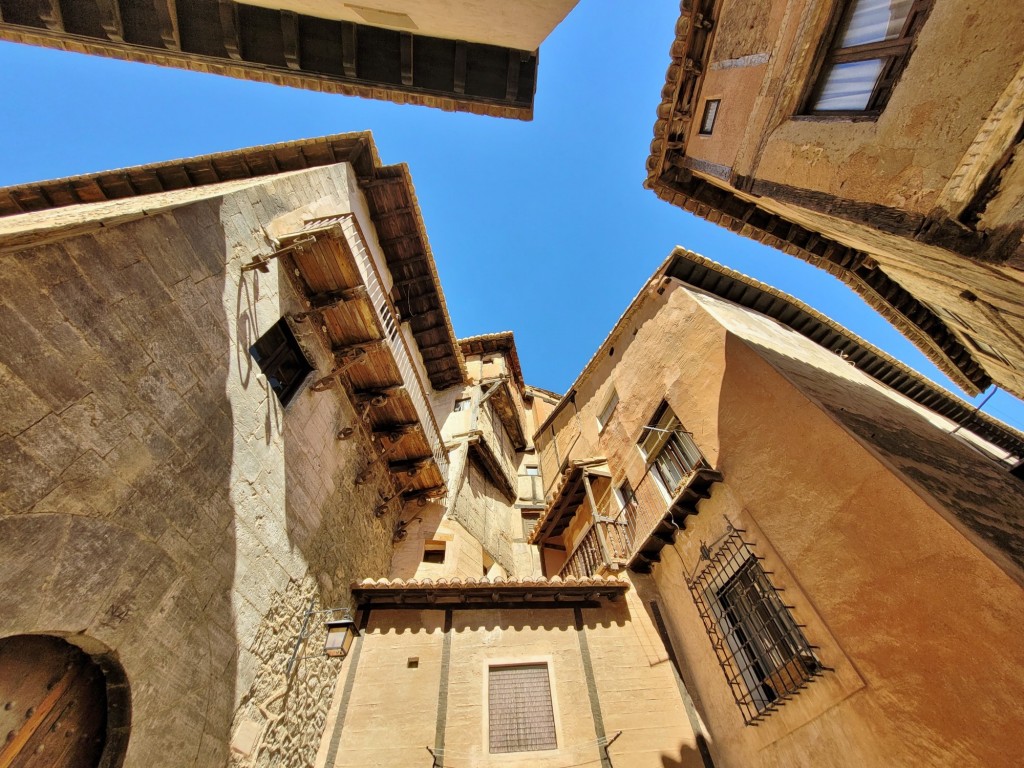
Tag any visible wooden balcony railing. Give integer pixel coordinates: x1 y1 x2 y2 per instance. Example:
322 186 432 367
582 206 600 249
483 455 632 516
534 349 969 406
560 519 630 579
338 215 449 483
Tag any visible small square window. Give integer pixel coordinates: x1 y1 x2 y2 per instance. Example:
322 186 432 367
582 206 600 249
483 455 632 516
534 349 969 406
521 511 540 539
488 663 557 753
249 318 313 407
454 398 471 412
597 388 620 431
699 99 721 135
423 541 446 564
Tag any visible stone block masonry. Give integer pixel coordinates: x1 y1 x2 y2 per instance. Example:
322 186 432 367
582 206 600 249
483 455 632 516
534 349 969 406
0 164 399 767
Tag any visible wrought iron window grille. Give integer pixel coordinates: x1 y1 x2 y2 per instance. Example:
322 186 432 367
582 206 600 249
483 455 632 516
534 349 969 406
688 525 828 724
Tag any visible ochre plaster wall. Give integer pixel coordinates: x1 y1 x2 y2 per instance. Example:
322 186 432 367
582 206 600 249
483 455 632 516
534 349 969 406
0 164 402 767
327 595 700 768
549 281 1024 766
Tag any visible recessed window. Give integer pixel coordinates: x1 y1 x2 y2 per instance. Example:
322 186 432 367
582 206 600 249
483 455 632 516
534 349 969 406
249 318 313 407
689 529 823 724
525 465 540 476
638 402 710 498
488 663 557 753
806 0 932 115
423 541 446 564
454 398 471 412
699 99 721 135
597 388 620 431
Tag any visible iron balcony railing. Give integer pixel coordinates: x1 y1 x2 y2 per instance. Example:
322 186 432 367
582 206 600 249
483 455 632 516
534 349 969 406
338 215 449 483
558 430 714 578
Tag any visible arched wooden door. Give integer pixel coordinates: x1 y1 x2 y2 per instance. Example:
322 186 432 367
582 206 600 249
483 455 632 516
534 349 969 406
0 635 108 767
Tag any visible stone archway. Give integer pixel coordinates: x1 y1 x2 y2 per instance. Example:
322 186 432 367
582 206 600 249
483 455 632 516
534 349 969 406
0 634 129 767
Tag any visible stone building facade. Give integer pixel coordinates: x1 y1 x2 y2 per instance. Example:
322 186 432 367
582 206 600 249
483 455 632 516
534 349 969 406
647 0 1024 400
0 133 465 767
0 0 579 119
3 135 1024 768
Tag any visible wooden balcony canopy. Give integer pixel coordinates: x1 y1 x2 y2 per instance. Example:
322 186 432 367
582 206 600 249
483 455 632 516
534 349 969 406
528 458 609 545
0 132 469 392
277 214 448 498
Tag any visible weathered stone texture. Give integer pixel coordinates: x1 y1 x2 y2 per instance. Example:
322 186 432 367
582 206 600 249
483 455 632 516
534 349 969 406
0 164 399 766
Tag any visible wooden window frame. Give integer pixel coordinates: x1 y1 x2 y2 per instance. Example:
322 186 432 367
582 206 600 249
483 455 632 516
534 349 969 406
801 0 934 118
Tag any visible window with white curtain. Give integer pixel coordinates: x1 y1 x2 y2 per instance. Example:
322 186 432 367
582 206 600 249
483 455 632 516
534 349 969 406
807 0 931 114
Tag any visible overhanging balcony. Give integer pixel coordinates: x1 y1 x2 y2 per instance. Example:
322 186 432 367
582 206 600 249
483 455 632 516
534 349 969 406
271 213 448 502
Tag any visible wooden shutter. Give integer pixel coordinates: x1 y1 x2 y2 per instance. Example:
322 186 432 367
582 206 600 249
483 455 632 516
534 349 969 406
488 664 557 753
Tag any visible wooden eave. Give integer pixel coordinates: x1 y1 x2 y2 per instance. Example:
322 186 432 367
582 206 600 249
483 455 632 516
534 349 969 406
486 379 527 451
459 332 526 389
361 169 466 390
466 432 516 502
528 459 609 545
0 132 468 391
276 216 448 497
352 576 628 610
0 3 538 119
644 0 989 397
663 250 1024 459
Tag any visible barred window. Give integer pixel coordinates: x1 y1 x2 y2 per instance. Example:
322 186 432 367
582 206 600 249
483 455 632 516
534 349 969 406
690 529 823 724
488 664 557 753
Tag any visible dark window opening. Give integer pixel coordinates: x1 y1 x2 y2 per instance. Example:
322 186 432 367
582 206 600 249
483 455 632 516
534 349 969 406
249 318 313 407
690 529 824 724
423 541 446 564
699 99 721 135
454 398 471 412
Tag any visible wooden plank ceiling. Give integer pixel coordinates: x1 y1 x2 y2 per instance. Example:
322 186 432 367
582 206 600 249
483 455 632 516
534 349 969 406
285 229 446 499
0 0 537 119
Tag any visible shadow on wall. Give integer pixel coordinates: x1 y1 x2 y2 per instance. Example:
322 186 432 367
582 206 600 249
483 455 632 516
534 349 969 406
0 202 241 765
661 739 713 768
738 335 1024 578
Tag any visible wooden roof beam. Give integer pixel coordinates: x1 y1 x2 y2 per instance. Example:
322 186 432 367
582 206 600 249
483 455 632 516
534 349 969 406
38 0 63 31
152 0 181 51
281 11 301 70
219 0 242 59
96 0 124 41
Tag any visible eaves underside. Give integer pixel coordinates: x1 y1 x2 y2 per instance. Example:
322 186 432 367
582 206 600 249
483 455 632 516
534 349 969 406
644 0 989 398
0 0 537 120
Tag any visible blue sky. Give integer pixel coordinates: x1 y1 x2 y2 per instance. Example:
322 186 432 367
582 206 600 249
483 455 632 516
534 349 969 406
2 0 1023 433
